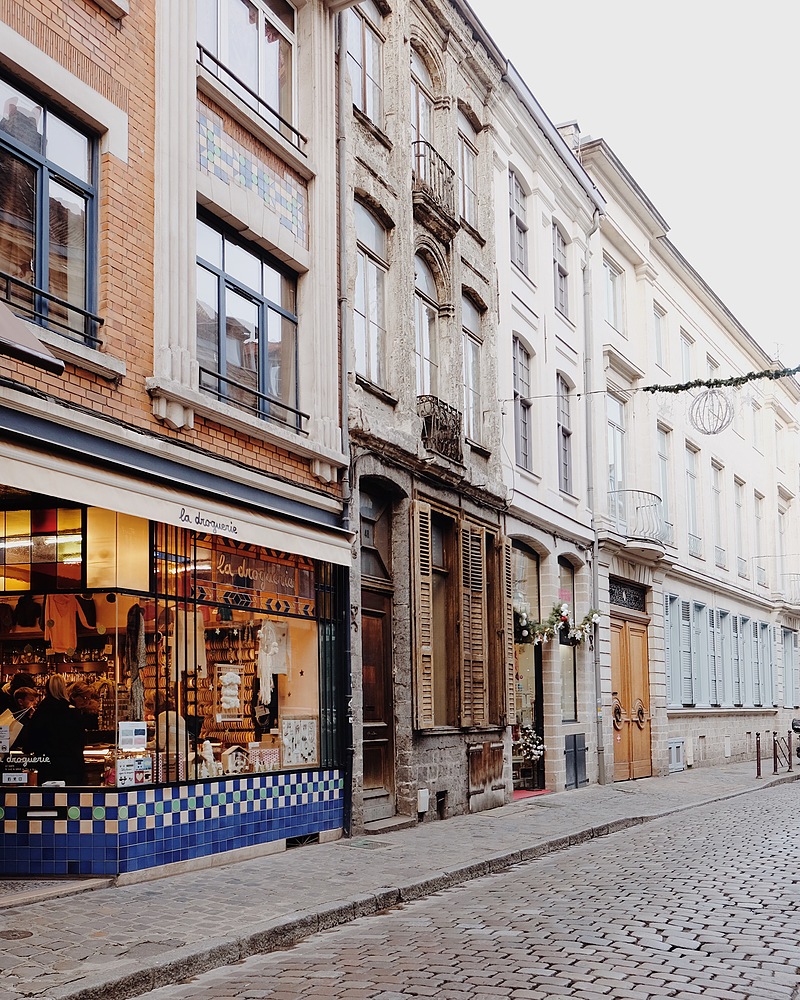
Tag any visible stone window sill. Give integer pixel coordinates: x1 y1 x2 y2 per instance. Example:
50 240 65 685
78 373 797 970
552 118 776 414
32 322 126 381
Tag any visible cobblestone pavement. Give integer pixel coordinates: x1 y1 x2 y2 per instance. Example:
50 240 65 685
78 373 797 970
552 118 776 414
0 762 796 1000
133 782 800 1000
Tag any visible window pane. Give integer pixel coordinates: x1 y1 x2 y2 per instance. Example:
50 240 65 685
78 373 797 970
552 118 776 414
263 17 292 126
225 238 261 291
367 257 385 385
196 264 220 383
47 112 89 183
48 178 87 327
267 308 297 416
0 85 43 153
225 287 259 409
226 0 259 94
355 202 385 257
197 218 222 267
197 0 218 55
354 251 367 375
364 24 383 122
265 0 294 32
0 146 36 304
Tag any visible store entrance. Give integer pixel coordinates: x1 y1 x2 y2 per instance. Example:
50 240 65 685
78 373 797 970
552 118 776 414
610 614 652 781
361 588 395 821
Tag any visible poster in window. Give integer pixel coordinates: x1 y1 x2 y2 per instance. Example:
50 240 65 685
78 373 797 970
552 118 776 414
280 713 318 768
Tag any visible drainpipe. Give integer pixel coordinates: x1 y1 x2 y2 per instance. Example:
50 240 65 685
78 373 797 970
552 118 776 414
336 10 354 834
583 207 607 785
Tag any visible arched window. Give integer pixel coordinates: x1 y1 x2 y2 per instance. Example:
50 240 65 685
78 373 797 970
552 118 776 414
411 50 434 181
462 295 482 442
414 255 438 396
354 201 388 387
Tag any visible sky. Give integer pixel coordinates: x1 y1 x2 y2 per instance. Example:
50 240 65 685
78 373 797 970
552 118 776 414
466 0 798 369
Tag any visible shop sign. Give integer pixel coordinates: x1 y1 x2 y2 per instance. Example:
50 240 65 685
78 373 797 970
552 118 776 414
178 506 240 538
116 756 153 786
118 721 148 750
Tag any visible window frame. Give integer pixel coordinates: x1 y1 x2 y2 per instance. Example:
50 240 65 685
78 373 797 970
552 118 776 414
508 170 528 273
353 201 388 388
552 223 569 318
346 0 384 126
556 374 573 494
195 211 301 429
0 73 99 345
653 304 666 369
603 255 624 332
462 294 482 444
413 255 439 397
513 335 532 471
685 444 701 556
457 111 479 229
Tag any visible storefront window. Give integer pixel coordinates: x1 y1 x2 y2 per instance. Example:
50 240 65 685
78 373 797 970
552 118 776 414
559 557 577 722
0 495 327 788
511 544 543 792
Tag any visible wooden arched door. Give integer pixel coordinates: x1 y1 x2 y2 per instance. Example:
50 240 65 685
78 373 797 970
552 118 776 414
610 615 652 780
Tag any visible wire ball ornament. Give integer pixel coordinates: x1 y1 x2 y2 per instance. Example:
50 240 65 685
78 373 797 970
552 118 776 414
688 387 735 435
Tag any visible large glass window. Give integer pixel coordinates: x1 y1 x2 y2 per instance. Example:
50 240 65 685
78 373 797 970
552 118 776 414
414 255 438 396
685 445 701 556
457 112 478 228
346 0 383 125
410 49 433 181
553 223 568 317
559 558 577 722
196 215 300 428
557 375 572 494
197 0 295 140
462 295 482 443
607 396 626 528
354 202 387 387
0 76 96 343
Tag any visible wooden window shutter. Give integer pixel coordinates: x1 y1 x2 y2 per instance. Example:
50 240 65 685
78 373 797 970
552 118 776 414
460 521 488 727
412 500 435 728
502 538 516 727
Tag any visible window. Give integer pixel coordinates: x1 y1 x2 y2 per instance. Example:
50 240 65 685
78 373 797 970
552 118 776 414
410 50 433 179
680 331 692 382
776 422 786 472
513 336 532 470
707 607 721 706
457 112 478 228
603 256 624 331
607 396 626 528
778 507 787 590
653 305 666 368
712 462 725 567
346 0 383 125
197 0 296 138
735 480 747 577
559 558 577 722
553 224 568 317
509 170 527 272
412 502 511 729
196 214 300 428
462 296 482 443
685 445 701 555
706 354 718 380
657 427 671 540
557 375 572 494
354 202 387 387
413 256 438 396
754 492 765 585
512 544 540 732
752 401 763 452
0 76 97 343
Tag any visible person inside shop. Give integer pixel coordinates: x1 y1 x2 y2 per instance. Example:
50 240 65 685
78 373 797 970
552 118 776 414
69 681 101 734
153 690 189 753
0 671 37 713
12 685 38 725
21 675 85 785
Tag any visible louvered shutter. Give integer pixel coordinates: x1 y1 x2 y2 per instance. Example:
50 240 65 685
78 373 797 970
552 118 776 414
664 595 673 704
708 608 721 706
751 620 761 706
680 599 693 705
502 538 516 726
732 616 742 705
460 521 488 727
793 632 800 708
412 500 435 728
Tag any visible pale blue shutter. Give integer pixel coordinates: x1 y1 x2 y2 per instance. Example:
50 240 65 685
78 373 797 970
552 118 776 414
794 632 800 709
707 608 719 706
751 620 761 706
680 599 693 705
731 615 742 706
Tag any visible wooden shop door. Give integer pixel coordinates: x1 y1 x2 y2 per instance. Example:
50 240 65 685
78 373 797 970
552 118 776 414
361 589 395 818
611 616 652 781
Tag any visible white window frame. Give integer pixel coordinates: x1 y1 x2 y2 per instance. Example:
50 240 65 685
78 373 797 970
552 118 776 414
462 295 482 443
346 0 384 126
754 491 765 585
557 374 573 494
685 444 701 556
653 304 666 369
509 170 528 273
712 462 725 567
553 223 569 317
603 255 624 332
513 336 532 471
657 426 671 540
413 255 438 396
735 479 747 577
353 201 388 388
680 331 693 382
607 396 626 529
457 111 478 229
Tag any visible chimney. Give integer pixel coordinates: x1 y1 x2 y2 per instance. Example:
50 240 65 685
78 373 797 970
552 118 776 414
556 121 581 152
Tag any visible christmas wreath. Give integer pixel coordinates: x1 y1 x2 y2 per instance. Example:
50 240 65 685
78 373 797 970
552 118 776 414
514 603 600 647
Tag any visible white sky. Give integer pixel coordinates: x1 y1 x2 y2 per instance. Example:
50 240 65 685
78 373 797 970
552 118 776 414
466 0 799 369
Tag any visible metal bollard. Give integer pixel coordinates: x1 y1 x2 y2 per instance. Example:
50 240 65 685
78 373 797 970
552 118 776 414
773 731 779 775
756 732 761 778
790 732 793 773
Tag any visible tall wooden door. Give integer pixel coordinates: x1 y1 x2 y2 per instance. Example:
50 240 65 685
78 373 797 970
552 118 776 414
611 616 652 781
361 589 395 815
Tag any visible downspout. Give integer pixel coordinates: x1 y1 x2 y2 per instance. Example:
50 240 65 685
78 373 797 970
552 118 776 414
336 10 354 834
583 207 607 785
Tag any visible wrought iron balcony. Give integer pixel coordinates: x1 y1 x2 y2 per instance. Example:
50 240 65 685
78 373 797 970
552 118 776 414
607 490 670 547
411 141 459 241
417 394 463 464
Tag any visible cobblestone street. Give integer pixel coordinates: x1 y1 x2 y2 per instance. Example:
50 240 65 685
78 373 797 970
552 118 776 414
138 783 800 1000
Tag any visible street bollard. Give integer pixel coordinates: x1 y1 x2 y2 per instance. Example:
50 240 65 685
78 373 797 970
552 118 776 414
790 732 793 773
756 732 761 778
773 731 778 775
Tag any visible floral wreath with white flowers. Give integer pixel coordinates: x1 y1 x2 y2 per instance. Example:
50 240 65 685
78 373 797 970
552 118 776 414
514 602 601 648
513 726 545 764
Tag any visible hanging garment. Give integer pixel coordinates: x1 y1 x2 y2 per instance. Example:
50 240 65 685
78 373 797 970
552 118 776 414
255 620 290 707
168 609 208 681
14 593 42 629
124 603 146 721
44 594 93 653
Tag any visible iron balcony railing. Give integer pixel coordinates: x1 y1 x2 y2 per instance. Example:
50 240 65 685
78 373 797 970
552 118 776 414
199 366 309 434
412 140 456 220
417 394 463 464
607 490 670 545
197 44 307 153
0 269 103 347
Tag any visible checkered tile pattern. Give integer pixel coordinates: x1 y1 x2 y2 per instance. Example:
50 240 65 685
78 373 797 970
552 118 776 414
0 771 344 876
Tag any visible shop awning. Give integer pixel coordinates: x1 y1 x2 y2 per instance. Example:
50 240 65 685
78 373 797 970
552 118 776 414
0 301 64 376
0 442 352 566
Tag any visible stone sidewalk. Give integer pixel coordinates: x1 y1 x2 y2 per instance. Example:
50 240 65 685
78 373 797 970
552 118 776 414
0 760 795 1000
